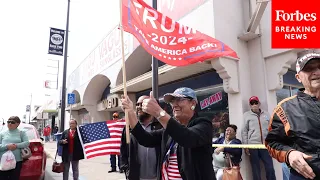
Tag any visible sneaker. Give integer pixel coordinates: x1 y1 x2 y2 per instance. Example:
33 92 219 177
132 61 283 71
119 170 124 173
108 169 117 173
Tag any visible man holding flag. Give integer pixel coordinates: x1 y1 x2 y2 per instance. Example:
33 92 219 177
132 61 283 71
120 95 163 180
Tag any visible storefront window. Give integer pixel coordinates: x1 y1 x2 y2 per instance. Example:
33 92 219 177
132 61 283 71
276 85 302 103
159 86 229 138
196 86 229 138
291 87 299 95
276 86 290 103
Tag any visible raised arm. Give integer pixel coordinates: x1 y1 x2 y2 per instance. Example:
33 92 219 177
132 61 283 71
165 117 212 148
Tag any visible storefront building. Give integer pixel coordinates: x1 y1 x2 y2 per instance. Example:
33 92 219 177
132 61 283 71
66 0 310 179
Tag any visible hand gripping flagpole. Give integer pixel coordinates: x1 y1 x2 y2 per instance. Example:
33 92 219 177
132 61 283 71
119 0 130 144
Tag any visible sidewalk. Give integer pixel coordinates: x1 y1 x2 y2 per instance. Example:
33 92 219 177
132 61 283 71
44 142 126 180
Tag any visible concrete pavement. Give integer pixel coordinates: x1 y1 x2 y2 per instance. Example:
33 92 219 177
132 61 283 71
44 141 126 180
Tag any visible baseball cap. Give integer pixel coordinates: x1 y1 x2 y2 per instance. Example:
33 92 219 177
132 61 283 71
296 52 320 72
164 87 198 103
249 96 259 103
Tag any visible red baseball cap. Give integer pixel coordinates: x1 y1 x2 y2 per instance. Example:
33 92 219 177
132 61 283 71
249 96 260 103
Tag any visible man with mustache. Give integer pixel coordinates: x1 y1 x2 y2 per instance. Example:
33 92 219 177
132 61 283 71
120 95 162 180
265 51 320 179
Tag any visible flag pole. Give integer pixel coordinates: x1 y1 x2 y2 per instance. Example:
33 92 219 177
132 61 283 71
152 0 159 100
119 0 130 144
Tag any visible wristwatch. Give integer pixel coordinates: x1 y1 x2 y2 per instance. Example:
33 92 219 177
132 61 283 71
156 110 166 120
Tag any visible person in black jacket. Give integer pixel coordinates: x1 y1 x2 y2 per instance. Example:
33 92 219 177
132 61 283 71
121 87 215 180
59 119 84 180
265 51 320 180
120 95 163 180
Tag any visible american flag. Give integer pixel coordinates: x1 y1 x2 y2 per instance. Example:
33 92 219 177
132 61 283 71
77 119 126 159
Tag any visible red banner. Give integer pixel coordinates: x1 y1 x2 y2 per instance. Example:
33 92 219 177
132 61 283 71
271 0 320 48
122 0 239 66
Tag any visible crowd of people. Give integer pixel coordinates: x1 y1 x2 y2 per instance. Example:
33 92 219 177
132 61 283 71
115 51 320 180
1 51 320 180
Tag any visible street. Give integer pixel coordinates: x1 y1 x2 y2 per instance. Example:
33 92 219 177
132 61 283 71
44 142 126 180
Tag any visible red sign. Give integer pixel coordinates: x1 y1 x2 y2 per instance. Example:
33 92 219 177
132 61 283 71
44 80 50 89
122 0 238 66
200 91 222 110
271 0 320 48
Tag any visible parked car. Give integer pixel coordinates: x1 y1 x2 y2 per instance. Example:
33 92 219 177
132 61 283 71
0 123 46 180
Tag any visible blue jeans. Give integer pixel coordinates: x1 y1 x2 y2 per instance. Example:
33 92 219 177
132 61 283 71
45 136 50 142
110 155 121 170
282 163 290 180
290 171 308 180
249 149 276 180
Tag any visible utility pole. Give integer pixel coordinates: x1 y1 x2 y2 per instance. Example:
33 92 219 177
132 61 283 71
60 0 71 132
152 0 159 99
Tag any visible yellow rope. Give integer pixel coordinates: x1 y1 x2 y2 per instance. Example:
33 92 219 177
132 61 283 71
212 144 266 149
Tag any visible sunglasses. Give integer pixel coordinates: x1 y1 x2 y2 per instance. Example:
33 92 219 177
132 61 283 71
7 121 16 124
170 97 193 103
250 101 259 105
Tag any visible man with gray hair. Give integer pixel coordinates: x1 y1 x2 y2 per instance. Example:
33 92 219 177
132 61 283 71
265 50 320 179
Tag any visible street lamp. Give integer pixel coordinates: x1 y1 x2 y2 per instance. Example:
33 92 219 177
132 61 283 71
60 0 71 132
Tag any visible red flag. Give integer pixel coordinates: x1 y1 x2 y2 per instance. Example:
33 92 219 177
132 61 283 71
121 0 239 66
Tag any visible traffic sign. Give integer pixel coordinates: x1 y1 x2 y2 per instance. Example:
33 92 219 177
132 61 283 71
26 105 30 112
67 93 76 105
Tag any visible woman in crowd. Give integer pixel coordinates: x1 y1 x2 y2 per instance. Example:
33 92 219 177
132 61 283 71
121 87 215 180
59 119 84 180
0 116 30 180
212 124 242 180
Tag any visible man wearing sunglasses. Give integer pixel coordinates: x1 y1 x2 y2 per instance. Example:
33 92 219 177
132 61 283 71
241 96 276 180
265 51 320 180
120 95 162 180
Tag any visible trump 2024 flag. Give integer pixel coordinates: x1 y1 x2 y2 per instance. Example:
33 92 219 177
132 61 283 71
78 119 126 159
121 0 239 66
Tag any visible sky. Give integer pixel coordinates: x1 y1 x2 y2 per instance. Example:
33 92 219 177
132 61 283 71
0 0 120 121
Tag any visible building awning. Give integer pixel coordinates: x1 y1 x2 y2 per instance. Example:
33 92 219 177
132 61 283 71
110 62 213 93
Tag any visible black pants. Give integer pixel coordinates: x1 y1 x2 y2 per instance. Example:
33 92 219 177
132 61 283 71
249 149 276 180
0 161 23 180
110 155 121 170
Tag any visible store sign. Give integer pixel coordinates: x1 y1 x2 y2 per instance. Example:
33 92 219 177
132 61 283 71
97 95 120 111
200 91 223 110
48 27 65 56
67 68 80 93
79 25 132 86
37 113 43 119
102 97 119 109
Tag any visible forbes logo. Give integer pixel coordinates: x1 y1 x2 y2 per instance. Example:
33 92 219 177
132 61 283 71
275 10 317 21
51 34 64 45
